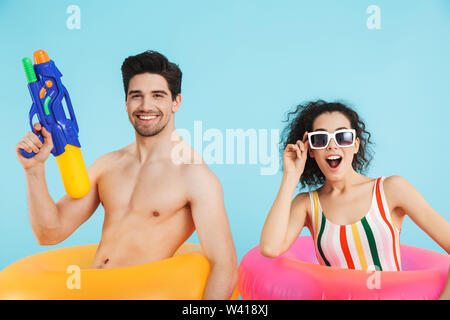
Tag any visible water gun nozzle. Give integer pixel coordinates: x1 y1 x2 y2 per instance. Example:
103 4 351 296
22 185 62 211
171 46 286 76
34 49 50 65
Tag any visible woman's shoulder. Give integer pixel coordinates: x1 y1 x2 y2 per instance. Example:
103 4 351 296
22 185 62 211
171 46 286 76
292 190 317 214
293 189 318 202
382 175 411 191
381 175 415 205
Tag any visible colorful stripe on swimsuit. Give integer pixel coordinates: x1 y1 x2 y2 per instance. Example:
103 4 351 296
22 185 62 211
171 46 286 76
308 177 402 271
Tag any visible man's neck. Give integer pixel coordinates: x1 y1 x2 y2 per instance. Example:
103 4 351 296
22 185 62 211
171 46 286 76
133 121 176 164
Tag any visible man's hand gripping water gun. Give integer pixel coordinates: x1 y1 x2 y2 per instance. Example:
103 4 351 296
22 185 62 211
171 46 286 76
16 49 90 198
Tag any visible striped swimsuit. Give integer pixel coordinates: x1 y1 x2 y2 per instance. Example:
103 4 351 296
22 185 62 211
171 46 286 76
308 177 402 271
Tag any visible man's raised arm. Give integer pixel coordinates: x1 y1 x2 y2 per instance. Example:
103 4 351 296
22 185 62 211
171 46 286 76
16 123 101 245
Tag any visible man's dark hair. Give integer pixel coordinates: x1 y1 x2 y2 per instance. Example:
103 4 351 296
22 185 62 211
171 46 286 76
121 50 182 100
281 100 374 189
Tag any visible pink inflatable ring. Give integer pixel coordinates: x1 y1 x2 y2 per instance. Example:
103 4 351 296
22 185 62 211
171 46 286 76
238 236 449 300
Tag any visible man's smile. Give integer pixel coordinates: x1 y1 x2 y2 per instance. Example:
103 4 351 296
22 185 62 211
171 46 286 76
137 115 157 120
134 113 161 124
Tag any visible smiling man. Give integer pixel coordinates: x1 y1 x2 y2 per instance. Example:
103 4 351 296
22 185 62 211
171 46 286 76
15 50 238 300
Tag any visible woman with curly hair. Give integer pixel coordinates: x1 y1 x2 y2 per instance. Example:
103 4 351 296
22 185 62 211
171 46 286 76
259 100 450 299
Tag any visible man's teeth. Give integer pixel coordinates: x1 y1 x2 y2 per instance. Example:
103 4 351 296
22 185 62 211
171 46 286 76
327 156 341 160
138 115 157 120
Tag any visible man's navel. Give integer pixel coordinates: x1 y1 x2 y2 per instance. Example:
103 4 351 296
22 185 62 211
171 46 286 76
96 258 109 269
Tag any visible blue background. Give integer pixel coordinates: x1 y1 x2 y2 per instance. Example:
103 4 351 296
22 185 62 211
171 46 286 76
1 0 449 271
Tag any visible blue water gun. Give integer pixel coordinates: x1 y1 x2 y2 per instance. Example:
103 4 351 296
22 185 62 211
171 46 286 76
20 49 90 198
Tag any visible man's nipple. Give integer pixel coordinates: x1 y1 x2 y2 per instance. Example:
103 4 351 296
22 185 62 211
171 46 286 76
152 211 160 217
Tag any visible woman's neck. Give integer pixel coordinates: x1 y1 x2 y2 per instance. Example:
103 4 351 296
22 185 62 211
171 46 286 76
321 170 370 195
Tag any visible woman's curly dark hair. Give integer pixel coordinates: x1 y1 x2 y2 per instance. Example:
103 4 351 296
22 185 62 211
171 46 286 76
280 100 374 190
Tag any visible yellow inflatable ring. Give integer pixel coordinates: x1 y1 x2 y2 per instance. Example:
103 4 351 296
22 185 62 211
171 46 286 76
0 243 239 300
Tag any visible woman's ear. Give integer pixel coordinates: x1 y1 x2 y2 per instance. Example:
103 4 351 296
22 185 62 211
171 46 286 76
354 137 360 154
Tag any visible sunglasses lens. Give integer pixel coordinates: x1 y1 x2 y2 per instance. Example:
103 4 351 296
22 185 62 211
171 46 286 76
310 134 328 148
336 131 354 146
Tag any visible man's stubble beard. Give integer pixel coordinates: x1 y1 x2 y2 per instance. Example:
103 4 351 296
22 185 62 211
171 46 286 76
132 114 171 137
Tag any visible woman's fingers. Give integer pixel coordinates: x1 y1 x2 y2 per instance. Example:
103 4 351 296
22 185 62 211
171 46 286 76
285 143 298 153
301 131 310 151
286 137 309 162
284 144 299 160
294 144 301 159
302 131 308 142
304 138 310 150
296 140 304 152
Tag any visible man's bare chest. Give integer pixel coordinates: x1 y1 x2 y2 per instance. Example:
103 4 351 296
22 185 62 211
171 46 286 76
97 164 189 217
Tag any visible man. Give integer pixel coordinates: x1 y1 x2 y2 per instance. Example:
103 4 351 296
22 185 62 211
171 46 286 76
15 51 238 300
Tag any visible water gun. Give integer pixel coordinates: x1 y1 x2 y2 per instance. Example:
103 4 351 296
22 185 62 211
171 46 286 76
20 49 90 199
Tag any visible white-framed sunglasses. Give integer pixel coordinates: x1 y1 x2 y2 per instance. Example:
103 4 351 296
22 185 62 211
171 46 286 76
308 129 356 149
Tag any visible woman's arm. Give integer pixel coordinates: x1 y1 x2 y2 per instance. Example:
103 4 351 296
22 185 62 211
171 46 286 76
384 175 450 253
384 175 450 299
260 175 309 257
260 133 310 257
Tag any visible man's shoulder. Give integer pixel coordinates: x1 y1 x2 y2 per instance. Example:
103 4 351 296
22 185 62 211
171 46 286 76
177 162 223 197
180 161 219 183
89 147 130 173
96 150 124 164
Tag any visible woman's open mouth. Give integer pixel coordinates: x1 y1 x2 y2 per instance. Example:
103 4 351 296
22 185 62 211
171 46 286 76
326 155 342 170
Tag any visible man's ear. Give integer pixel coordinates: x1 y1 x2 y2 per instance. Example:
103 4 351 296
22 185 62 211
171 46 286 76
172 94 182 113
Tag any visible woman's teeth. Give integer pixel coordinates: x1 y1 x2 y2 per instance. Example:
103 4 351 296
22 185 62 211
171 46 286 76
327 155 341 160
326 156 342 169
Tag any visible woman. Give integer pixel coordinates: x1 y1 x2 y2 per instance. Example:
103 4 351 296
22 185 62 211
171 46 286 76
260 100 450 299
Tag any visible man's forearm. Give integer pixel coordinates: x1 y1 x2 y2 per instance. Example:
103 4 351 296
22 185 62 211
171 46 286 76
202 263 238 300
25 165 60 244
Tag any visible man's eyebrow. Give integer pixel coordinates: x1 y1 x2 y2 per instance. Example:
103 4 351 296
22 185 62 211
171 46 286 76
127 90 168 95
313 127 349 132
151 90 168 95
128 90 142 95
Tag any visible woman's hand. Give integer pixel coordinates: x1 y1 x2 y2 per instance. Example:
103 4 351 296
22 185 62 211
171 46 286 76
282 131 309 177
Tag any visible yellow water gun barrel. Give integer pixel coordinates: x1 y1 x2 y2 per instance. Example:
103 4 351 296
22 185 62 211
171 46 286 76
55 145 90 198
